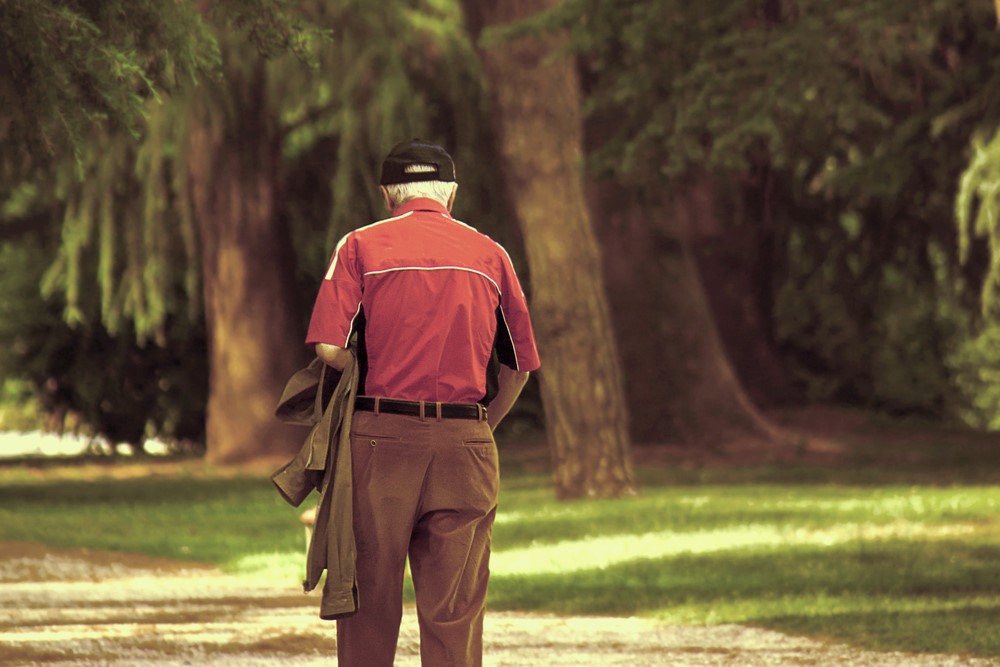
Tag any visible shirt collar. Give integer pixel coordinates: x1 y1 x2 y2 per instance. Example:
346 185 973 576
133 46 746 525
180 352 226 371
393 198 451 217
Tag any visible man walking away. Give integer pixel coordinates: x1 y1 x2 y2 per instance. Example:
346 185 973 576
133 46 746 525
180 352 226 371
306 139 540 666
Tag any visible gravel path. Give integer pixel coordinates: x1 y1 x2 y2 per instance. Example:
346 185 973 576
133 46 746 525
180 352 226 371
0 542 994 667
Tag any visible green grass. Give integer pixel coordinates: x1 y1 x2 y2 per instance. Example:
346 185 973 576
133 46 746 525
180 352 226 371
1 424 999 657
0 474 305 563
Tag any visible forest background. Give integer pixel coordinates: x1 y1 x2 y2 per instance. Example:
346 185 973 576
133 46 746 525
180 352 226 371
3 0 1000 500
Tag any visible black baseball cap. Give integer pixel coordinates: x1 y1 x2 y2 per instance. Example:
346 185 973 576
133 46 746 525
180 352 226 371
380 139 456 185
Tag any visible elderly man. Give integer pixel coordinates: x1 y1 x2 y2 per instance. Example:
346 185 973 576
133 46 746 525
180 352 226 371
305 139 540 666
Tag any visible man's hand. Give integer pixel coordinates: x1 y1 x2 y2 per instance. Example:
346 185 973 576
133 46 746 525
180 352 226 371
316 343 351 371
488 365 530 431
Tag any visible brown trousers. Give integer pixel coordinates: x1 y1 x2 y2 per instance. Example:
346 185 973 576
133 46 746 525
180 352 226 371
337 408 499 667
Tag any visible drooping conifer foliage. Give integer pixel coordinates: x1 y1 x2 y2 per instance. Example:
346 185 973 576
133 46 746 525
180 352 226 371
0 0 504 458
1 0 213 173
0 0 324 172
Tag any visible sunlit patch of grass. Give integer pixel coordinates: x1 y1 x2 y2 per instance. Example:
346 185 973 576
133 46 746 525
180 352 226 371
227 551 305 583
491 536 1000 611
493 484 999 549
491 522 982 576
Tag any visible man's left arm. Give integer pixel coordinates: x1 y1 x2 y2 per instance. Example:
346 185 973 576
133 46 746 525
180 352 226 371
496 249 541 374
487 365 529 431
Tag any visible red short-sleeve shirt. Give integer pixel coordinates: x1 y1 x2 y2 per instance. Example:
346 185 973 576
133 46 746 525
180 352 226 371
306 198 540 404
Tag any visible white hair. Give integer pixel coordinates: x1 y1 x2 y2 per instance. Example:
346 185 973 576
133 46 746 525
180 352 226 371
383 180 457 208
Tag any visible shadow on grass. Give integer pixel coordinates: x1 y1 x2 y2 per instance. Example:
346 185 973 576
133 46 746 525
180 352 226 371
758 605 1000 657
487 540 1000 656
0 475 267 505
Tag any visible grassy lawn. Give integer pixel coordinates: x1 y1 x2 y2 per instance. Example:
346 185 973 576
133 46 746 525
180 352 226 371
1 415 998 657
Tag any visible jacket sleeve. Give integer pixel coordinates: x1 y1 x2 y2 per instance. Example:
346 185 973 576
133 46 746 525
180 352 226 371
271 358 345 506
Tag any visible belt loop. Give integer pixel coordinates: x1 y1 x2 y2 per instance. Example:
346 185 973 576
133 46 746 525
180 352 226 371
374 397 380 416
419 400 426 421
435 401 443 422
477 404 484 422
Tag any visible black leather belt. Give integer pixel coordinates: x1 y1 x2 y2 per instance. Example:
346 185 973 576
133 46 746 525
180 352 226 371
354 397 486 420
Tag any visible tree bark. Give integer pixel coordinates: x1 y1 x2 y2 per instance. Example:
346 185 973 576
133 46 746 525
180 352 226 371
462 0 635 499
688 172 799 407
186 58 305 465
590 177 781 447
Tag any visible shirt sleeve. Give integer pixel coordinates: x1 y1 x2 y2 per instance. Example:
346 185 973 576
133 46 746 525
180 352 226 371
306 234 363 348
496 247 541 372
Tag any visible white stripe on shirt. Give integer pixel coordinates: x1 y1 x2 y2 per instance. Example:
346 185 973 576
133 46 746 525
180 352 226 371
363 265 502 295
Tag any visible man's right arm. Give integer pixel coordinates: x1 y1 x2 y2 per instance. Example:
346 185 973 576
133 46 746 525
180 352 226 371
488 365 530 431
306 233 363 354
315 343 351 371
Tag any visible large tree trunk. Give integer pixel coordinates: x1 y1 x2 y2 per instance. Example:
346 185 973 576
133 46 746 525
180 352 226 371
462 0 635 499
689 171 799 407
591 178 781 447
186 59 305 465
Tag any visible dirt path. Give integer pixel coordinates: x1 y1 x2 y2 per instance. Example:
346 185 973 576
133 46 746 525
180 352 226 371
0 542 993 667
